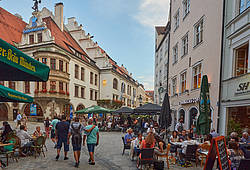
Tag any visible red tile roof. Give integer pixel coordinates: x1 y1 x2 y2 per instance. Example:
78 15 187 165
42 17 89 63
0 7 27 45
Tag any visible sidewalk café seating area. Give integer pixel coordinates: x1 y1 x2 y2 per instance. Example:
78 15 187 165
121 127 250 169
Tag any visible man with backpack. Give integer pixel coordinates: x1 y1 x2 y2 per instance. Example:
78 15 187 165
68 117 96 168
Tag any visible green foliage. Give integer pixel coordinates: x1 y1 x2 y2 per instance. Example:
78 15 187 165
227 118 242 136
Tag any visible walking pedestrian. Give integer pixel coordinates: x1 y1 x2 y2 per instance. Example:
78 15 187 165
44 117 51 138
51 116 60 148
15 112 22 129
22 114 28 127
68 117 96 167
55 115 70 161
83 117 99 165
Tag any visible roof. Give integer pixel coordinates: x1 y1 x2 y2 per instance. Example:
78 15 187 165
155 26 166 35
0 7 27 45
42 17 89 63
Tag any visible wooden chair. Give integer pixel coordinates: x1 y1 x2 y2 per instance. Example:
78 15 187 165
156 143 171 169
42 134 48 151
196 143 210 167
122 136 130 155
137 148 154 170
31 136 45 158
0 137 19 166
184 144 198 167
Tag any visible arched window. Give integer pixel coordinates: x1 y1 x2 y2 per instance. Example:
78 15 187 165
121 82 126 93
24 102 43 117
76 104 85 111
113 78 118 90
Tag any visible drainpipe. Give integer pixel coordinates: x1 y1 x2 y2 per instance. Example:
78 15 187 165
217 0 226 135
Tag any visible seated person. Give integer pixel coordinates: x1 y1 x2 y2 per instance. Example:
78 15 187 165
147 125 156 134
154 135 167 156
230 132 239 142
33 126 43 137
16 125 33 155
133 133 143 157
1 122 13 143
170 131 179 142
241 132 250 144
137 132 155 168
178 133 200 160
124 128 133 145
203 134 213 145
228 141 245 170
179 130 187 142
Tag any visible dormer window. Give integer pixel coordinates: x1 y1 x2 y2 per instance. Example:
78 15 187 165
29 34 34 44
37 33 42 43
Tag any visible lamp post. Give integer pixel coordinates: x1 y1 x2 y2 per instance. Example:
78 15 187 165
138 95 142 106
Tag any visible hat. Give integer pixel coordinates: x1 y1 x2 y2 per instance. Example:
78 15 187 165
150 125 153 128
126 128 133 133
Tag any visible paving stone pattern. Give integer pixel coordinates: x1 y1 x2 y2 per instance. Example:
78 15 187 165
3 121 202 170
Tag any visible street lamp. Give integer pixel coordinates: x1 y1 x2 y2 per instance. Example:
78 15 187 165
138 95 142 106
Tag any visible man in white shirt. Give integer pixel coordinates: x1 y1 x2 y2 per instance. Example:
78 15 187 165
181 133 200 155
16 125 32 155
175 118 184 132
147 125 156 134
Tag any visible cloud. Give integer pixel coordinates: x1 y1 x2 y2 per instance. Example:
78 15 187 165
136 75 154 90
135 0 170 28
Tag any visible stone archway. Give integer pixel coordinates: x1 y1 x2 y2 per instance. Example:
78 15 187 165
23 102 44 117
76 104 85 111
188 107 199 129
0 103 9 121
178 108 185 123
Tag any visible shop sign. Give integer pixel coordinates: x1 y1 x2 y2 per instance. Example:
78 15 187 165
235 81 250 96
179 98 200 105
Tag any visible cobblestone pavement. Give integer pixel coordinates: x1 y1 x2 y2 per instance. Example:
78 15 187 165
3 121 203 170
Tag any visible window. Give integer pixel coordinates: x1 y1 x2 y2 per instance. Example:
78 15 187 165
50 81 56 91
75 64 79 79
75 86 79 97
81 87 85 98
9 81 15 90
234 43 249 76
180 72 187 93
66 83 68 92
50 58 56 70
121 83 126 93
37 33 42 43
90 72 93 84
94 74 98 86
81 68 85 81
240 0 250 13
0 81 4 86
59 81 63 91
95 91 98 101
29 34 34 44
42 82 46 90
127 85 129 94
42 58 47 64
173 44 178 64
182 34 188 56
36 82 39 90
66 63 68 73
172 78 177 95
113 78 118 90
183 0 190 18
194 19 203 46
25 81 30 93
193 64 202 89
174 9 180 30
90 89 93 100
59 60 63 72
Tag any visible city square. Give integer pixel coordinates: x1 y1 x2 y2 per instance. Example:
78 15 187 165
0 0 249 170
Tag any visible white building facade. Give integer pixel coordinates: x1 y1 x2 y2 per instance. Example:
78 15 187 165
219 0 250 135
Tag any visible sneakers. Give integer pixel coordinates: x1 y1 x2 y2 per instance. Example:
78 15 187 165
54 144 57 149
74 162 79 168
64 157 69 160
56 155 59 161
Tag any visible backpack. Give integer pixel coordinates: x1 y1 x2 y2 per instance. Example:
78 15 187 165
71 124 82 145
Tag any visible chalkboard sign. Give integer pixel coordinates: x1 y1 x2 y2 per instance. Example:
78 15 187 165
204 136 230 170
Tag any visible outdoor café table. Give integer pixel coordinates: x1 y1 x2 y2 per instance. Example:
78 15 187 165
0 143 13 147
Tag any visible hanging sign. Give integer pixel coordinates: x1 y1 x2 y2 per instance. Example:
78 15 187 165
30 104 37 116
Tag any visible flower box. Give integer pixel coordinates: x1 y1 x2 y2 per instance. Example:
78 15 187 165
66 91 69 95
49 90 57 94
41 89 47 93
59 90 66 94
34 89 39 93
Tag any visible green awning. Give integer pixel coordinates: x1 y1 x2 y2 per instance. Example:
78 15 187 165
76 105 113 114
0 85 33 103
0 38 50 81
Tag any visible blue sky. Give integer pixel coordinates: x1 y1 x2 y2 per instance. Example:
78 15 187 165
1 0 169 90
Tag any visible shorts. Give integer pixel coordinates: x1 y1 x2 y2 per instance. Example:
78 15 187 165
51 129 55 139
57 137 69 152
72 144 82 151
87 143 96 153
17 120 21 125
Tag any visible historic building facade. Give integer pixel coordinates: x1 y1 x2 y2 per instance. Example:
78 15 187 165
219 0 250 135
167 0 224 130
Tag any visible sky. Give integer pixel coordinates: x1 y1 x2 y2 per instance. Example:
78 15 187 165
1 0 170 90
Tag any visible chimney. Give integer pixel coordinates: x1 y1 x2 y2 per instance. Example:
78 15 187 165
54 2 64 31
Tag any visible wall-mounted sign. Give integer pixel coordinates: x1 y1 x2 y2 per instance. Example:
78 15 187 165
23 27 45 34
102 80 107 87
30 104 37 116
179 98 200 105
235 81 250 96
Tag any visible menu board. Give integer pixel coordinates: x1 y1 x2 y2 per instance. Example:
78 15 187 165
204 136 230 170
